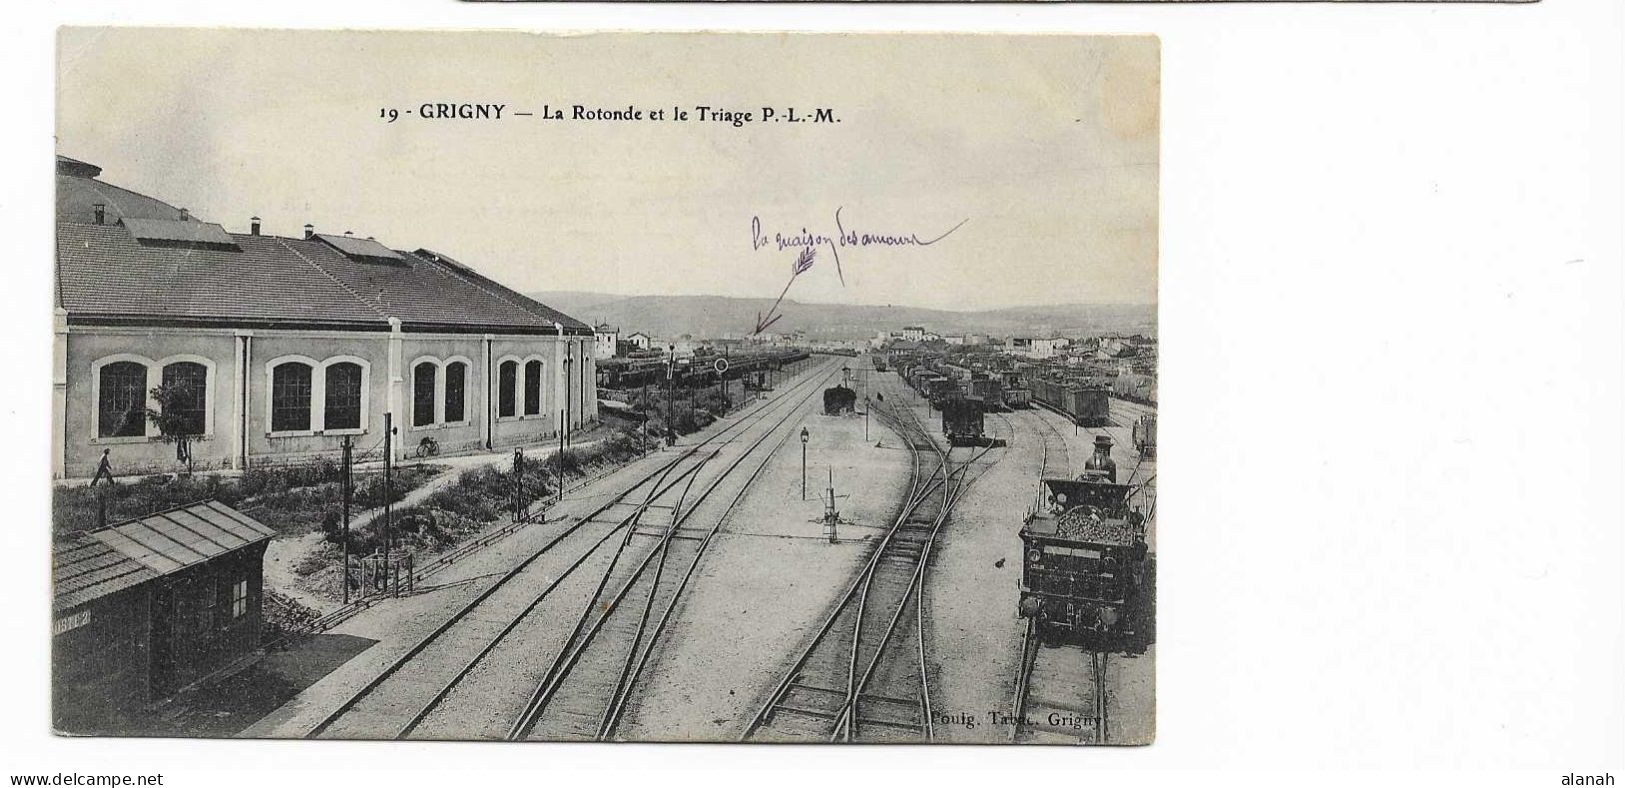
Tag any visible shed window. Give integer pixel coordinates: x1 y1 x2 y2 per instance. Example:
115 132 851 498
271 362 313 432
97 361 148 438
231 579 248 618
445 362 467 423
325 362 363 431
524 360 542 416
498 361 517 418
160 361 207 436
413 362 437 427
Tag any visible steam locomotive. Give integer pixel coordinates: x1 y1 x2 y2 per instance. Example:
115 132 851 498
1018 436 1151 653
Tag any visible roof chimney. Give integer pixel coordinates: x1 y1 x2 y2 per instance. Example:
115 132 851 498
303 223 315 240
179 207 190 221
249 216 261 236
92 203 105 225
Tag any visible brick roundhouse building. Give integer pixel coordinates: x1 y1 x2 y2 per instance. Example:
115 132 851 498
52 155 597 478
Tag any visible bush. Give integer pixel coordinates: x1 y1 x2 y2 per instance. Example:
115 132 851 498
52 462 445 538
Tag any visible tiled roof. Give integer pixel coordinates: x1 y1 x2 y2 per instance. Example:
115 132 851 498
57 171 188 226
58 223 388 327
56 159 590 334
52 500 276 612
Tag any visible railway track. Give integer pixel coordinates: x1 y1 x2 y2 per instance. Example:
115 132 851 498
1009 620 1110 745
507 364 835 741
301 359 840 740
740 378 995 743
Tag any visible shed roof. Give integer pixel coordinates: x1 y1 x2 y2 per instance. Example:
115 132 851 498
52 535 159 612
52 501 276 612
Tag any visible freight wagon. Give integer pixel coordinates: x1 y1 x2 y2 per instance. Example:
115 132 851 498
1133 415 1157 459
1030 378 1111 427
968 376 1005 412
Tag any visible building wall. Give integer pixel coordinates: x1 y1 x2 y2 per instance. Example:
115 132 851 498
52 584 152 729
61 326 241 477
401 335 488 457
58 325 599 478
150 544 266 697
246 331 392 465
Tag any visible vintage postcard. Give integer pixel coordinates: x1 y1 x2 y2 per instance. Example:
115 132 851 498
52 29 1158 743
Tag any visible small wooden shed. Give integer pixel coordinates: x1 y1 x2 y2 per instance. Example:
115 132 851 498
52 500 276 730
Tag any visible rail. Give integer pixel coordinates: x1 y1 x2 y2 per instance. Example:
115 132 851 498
507 360 842 741
299 359 840 739
740 374 1000 743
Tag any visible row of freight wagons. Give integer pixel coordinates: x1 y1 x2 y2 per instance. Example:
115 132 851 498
1030 377 1111 427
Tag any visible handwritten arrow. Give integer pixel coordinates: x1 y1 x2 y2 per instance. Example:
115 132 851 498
751 246 815 336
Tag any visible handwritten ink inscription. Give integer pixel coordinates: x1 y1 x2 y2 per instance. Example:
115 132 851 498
751 207 970 283
746 209 968 336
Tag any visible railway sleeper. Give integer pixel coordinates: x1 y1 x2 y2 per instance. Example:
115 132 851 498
787 682 917 710
854 714 926 734
629 527 707 541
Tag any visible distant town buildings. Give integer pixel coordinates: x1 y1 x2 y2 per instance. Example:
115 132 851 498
1005 336 1069 360
593 323 620 359
626 332 654 351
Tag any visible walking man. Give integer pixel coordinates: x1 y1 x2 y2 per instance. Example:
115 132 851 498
89 448 114 487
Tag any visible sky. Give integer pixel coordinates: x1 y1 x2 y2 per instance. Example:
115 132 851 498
57 29 1159 311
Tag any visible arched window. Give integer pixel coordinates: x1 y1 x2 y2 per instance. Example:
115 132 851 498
271 362 313 432
160 361 207 436
498 360 517 418
524 360 543 416
324 362 363 431
98 361 148 438
413 362 438 427
445 361 467 423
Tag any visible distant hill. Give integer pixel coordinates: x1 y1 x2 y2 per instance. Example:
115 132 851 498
529 291 1156 341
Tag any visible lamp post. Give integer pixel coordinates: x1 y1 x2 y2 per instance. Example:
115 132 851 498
864 395 870 441
800 427 810 500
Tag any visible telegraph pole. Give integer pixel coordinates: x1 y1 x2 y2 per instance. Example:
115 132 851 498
565 343 573 449
383 412 394 596
512 447 525 522
341 436 352 604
